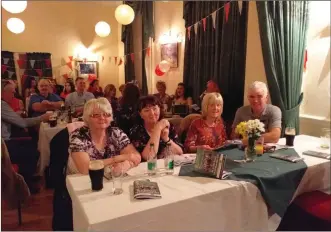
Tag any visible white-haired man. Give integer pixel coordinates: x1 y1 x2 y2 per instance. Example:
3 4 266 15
232 81 282 143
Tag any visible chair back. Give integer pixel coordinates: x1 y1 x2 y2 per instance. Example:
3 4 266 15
178 114 202 143
49 128 73 231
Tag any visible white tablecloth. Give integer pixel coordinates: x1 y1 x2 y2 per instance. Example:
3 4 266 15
37 122 66 175
66 135 330 231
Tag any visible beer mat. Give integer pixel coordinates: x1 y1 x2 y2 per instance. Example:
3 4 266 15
133 179 161 199
104 172 129 180
219 148 307 217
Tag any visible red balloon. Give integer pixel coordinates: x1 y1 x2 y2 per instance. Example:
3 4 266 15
155 64 165 76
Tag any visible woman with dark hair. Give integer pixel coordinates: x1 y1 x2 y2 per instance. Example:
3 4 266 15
114 83 140 135
88 79 103 98
129 95 183 161
104 84 118 111
60 80 75 100
172 82 193 106
24 77 37 99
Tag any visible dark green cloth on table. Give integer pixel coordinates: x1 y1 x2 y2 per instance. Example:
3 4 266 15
178 148 307 217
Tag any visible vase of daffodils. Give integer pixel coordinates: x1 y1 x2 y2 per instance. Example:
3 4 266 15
235 119 265 162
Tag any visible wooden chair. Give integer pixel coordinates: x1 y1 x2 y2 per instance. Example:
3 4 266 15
178 114 201 144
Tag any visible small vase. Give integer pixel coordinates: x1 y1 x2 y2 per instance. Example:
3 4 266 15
245 137 257 162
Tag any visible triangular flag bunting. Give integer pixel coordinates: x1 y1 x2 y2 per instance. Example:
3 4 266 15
102 56 104 62
1 65 7 73
118 58 123 66
225 2 230 23
146 47 151 57
304 49 308 72
45 59 51 67
187 26 192 40
35 69 43 77
30 60 36 68
62 73 69 79
202 18 207 32
130 53 134 63
68 56 73 61
194 22 199 35
114 57 118 65
66 62 73 70
17 59 25 69
7 71 14 78
238 1 243 15
3 58 9 65
109 57 111 62
211 12 216 29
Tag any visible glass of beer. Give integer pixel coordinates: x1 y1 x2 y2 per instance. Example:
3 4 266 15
255 137 264 156
285 127 296 146
49 114 57 128
110 163 123 195
320 128 330 149
89 160 104 191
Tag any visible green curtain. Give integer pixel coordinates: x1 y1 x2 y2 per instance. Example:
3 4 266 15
256 1 309 134
183 1 249 124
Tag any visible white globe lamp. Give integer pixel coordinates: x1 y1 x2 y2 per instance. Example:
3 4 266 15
95 21 111 37
7 18 25 34
2 1 27 14
115 4 135 25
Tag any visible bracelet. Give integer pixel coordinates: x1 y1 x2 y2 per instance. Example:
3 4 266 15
163 138 171 143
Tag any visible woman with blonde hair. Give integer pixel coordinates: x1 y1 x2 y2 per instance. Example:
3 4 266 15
184 92 227 152
69 97 141 174
104 84 118 111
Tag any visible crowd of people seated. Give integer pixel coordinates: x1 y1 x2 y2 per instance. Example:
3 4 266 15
1 76 282 194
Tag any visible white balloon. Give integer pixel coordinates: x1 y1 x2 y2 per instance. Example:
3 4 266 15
159 60 171 73
2 1 27 14
115 4 135 25
95 21 111 37
7 18 25 34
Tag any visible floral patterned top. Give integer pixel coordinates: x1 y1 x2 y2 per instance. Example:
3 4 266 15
184 118 227 151
129 122 183 161
69 126 130 160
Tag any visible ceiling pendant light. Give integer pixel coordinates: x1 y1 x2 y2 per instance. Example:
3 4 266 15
95 21 111 37
2 1 27 14
7 18 25 34
115 4 135 25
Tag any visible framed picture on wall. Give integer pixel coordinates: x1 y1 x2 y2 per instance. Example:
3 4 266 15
161 43 178 68
76 61 98 78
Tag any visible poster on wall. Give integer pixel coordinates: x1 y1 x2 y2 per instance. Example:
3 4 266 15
161 43 178 68
76 61 98 79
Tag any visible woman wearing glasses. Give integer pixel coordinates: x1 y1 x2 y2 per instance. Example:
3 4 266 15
69 98 141 174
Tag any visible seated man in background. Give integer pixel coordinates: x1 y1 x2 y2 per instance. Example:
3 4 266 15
65 77 95 116
199 80 220 102
29 78 63 117
1 80 51 193
232 81 281 143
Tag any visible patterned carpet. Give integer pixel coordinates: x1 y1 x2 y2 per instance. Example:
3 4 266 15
1 187 53 231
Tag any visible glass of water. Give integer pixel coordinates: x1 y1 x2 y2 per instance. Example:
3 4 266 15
320 128 330 149
110 163 123 195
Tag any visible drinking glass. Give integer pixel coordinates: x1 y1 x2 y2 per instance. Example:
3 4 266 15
89 160 104 191
111 163 123 195
285 127 296 146
255 137 264 156
320 128 330 149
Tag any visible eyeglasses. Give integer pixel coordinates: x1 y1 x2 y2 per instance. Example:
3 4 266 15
90 113 112 118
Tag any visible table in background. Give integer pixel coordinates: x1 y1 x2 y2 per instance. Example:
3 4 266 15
66 135 330 231
37 122 66 175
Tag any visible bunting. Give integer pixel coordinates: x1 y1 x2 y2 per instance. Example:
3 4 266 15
30 60 36 68
238 1 243 15
45 59 51 67
1 65 7 73
3 58 9 65
130 53 134 63
114 57 118 65
225 2 230 23
146 47 151 57
194 22 199 35
187 26 192 40
35 69 43 77
211 12 216 29
7 71 15 78
102 56 104 62
118 58 123 66
202 18 207 32
17 59 25 69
